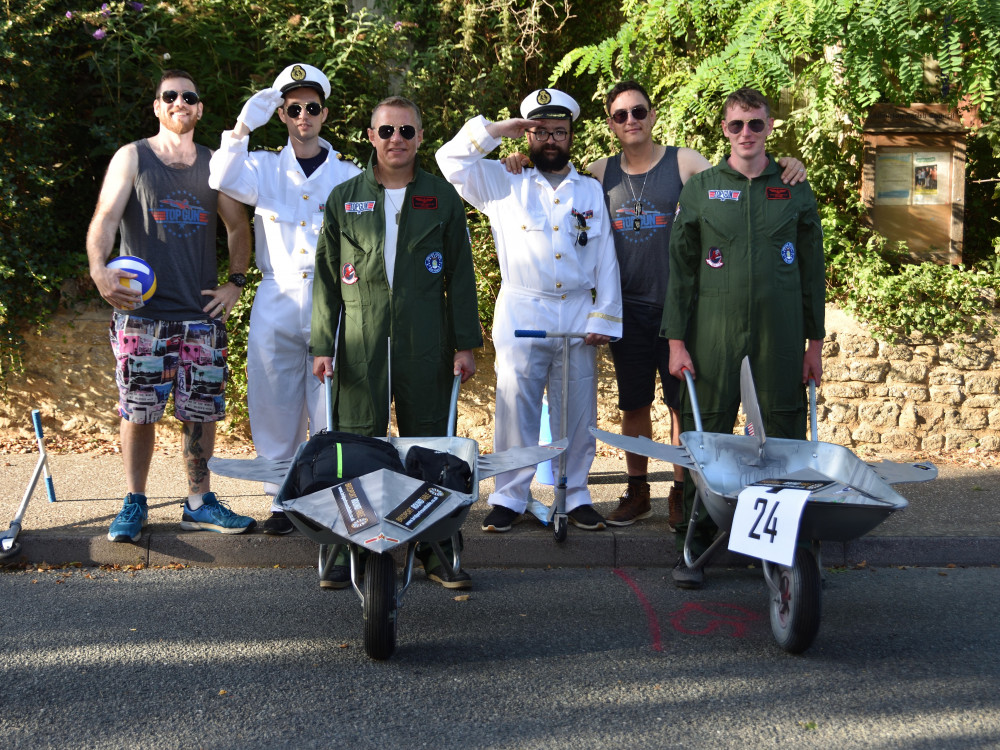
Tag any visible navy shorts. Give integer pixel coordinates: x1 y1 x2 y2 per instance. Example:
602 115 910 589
608 302 681 412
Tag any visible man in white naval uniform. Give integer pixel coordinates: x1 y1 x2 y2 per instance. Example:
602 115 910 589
209 63 361 534
436 88 623 533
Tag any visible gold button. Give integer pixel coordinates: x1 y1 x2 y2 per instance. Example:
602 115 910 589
269 215 275 221
303 195 309 200
300 221 306 226
521 225 527 230
301 272 308 278
555 282 562 289
561 294 567 300
300 248 307 254
555 253 562 260
553 225 559 231
554 198 560 204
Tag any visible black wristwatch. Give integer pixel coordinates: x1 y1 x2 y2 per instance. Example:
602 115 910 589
228 273 248 288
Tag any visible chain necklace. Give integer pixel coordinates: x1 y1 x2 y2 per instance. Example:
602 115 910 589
622 149 651 232
383 185 402 225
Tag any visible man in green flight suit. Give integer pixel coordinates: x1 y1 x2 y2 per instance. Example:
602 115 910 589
662 87 826 590
311 96 483 588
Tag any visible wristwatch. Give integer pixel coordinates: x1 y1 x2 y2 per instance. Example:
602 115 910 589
228 273 248 288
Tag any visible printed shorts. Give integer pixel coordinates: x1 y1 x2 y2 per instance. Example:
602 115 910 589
608 302 681 412
109 312 228 424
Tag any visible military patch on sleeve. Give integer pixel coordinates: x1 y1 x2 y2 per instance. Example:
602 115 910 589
766 187 791 200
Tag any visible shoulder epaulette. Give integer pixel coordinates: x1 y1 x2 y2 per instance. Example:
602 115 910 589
252 145 283 153
337 152 365 170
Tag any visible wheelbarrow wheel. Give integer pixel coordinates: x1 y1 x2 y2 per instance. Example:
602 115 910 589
770 546 822 654
553 514 568 543
363 552 397 660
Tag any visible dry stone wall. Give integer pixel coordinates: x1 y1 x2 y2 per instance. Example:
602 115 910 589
816 307 1000 452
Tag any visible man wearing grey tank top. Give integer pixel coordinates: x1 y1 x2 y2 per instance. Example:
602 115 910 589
87 70 255 544
588 81 807 534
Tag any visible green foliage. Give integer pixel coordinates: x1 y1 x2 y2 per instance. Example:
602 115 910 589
557 0 1000 342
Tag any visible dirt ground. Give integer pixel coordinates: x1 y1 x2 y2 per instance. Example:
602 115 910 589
0 303 662 457
1 302 995 470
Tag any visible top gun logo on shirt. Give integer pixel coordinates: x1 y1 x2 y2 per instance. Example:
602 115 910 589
708 189 741 202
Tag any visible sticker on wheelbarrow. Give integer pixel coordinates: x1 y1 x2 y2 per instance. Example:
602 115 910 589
728 486 809 567
333 481 378 534
385 483 449 531
754 477 834 492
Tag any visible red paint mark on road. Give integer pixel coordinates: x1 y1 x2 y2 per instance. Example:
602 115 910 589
613 568 663 652
668 601 761 637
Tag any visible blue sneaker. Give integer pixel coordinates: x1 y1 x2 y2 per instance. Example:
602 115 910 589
108 493 148 543
179 493 256 534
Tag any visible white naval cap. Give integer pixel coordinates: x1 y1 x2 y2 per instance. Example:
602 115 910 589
272 63 331 100
520 88 580 121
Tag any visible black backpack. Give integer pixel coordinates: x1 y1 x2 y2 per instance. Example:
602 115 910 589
404 445 473 493
287 431 405 499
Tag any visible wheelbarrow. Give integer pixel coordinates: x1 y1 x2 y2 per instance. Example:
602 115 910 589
209 376 566 660
591 357 937 653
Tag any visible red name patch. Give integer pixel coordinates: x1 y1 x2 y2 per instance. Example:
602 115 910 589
766 187 791 200
411 196 438 210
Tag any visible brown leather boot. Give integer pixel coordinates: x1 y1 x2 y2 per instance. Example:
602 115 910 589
667 484 684 533
606 481 652 526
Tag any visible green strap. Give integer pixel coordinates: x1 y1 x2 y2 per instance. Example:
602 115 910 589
336 442 343 479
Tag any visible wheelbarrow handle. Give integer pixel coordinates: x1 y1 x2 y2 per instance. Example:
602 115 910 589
681 368 704 434
447 374 461 438
808 377 817 443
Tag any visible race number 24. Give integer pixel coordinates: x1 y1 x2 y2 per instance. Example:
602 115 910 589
728 487 810 566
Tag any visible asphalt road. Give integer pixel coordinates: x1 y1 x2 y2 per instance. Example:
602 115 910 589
1 564 998 749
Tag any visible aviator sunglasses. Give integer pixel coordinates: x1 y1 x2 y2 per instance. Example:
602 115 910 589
610 105 649 124
159 90 200 105
726 118 767 134
377 124 417 140
284 102 323 118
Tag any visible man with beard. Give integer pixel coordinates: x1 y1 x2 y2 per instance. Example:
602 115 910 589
88 69 256 543
209 64 361 535
436 89 622 533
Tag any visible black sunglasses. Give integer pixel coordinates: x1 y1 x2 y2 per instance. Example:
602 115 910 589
726 118 767 134
159 90 200 105
284 102 323 118
377 124 417 140
610 105 649 124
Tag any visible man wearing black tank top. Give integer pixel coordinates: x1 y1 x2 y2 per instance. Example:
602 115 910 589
587 82 807 531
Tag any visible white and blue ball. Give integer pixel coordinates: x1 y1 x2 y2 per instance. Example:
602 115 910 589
107 255 156 310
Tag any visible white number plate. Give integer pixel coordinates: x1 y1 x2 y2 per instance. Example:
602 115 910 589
727 487 809 566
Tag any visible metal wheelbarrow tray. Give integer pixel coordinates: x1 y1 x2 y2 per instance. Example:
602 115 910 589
591 357 937 654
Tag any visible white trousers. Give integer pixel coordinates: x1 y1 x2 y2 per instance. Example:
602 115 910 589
247 279 326 502
489 293 598 513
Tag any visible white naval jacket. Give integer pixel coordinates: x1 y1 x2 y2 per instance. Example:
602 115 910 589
435 115 622 339
208 133 361 280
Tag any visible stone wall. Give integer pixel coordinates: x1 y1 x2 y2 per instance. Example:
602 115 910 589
815 307 1000 452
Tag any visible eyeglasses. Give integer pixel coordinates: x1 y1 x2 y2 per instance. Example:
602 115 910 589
725 118 767 134
527 128 569 142
610 105 649 124
159 90 200 105
284 102 323 118
377 124 417 140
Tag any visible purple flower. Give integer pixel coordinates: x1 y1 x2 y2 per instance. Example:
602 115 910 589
100 3 110 17
93 28 106 39
393 20 403 31
65 10 74 18
130 2 144 9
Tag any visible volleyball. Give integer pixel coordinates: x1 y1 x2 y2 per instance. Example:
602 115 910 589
107 255 157 310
